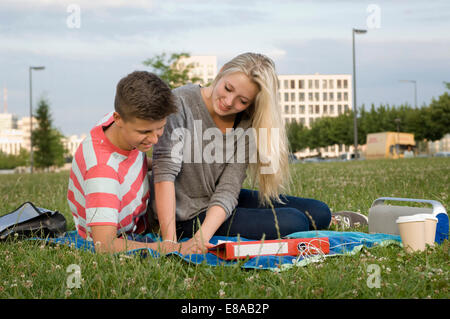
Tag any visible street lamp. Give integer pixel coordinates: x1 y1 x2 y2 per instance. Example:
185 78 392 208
395 118 401 156
399 80 417 108
352 28 367 159
29 66 45 174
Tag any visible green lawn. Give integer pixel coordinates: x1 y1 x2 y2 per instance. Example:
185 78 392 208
0 157 448 299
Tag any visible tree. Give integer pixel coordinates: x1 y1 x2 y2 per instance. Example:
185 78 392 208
340 113 356 145
0 149 29 169
421 92 450 141
286 121 310 152
142 52 203 89
32 97 66 169
286 122 300 152
287 84 450 152
308 117 338 148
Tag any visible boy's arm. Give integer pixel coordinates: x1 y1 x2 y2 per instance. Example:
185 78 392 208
90 225 179 253
83 164 171 253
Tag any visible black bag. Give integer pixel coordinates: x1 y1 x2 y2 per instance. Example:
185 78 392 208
0 202 67 240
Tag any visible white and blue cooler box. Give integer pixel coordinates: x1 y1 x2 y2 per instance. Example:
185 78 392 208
368 197 449 244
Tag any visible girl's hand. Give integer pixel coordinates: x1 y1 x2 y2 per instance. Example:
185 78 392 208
179 237 215 255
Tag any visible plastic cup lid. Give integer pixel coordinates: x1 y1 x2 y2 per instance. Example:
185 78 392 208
414 214 438 221
396 214 426 223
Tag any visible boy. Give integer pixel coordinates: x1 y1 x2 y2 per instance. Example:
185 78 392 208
67 71 178 253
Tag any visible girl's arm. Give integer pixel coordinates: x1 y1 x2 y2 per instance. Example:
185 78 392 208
153 181 221 255
179 205 225 255
154 180 178 242
179 155 249 255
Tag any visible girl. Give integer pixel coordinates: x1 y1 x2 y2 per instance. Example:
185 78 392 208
150 52 332 255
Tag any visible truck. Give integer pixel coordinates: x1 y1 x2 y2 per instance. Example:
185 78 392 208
365 132 416 159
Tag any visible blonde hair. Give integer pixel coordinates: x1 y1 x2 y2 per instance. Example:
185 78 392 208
211 52 290 204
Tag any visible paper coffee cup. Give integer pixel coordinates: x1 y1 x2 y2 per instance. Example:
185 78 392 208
415 214 438 246
396 215 426 252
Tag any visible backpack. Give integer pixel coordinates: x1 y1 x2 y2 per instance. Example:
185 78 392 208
0 202 67 240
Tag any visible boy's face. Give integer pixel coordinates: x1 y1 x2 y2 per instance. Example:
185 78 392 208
114 112 166 152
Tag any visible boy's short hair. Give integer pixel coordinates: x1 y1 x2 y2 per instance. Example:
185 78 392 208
114 71 177 122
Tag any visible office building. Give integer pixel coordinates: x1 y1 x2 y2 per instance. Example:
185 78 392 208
278 73 354 158
176 55 218 85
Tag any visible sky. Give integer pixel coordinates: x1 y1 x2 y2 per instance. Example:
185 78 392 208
1 0 449 136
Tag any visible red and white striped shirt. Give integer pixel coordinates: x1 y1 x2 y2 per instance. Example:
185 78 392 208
67 112 150 240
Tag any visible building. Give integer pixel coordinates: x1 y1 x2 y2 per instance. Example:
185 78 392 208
0 113 22 154
175 58 354 157
176 55 217 86
277 73 354 158
0 113 18 131
0 113 86 160
0 129 24 155
62 134 86 157
428 133 450 154
15 116 38 153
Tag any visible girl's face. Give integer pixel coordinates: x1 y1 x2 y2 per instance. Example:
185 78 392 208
211 72 259 118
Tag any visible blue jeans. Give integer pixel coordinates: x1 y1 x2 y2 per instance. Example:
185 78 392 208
176 189 331 240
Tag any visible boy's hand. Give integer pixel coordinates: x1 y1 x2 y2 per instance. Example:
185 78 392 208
158 240 181 254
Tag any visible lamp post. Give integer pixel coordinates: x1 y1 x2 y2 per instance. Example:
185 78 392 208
399 80 417 108
395 118 401 156
29 66 45 174
352 28 367 159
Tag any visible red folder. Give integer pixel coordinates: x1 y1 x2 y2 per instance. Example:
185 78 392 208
209 237 329 260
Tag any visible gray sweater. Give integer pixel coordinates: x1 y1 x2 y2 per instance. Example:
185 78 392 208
150 84 253 221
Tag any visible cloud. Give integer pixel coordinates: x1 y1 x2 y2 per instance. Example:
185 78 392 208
0 0 155 10
1 0 449 136
270 36 450 108
0 32 163 60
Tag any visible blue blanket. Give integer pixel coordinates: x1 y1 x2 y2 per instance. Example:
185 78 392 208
31 230 401 271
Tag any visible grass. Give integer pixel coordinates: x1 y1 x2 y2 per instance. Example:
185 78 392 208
0 157 449 299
